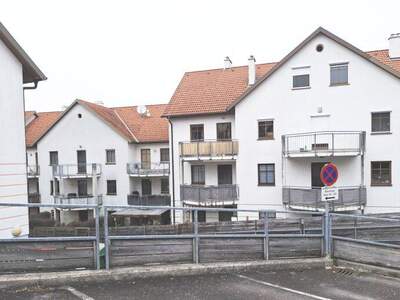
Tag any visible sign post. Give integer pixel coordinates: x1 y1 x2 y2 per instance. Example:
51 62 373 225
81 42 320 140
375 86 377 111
320 163 339 257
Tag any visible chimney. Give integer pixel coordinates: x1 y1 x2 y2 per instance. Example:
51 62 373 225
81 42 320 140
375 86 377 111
389 33 400 59
224 56 232 69
248 55 256 85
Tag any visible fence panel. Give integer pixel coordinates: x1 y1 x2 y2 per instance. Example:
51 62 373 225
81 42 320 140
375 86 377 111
0 239 96 273
269 237 322 259
109 238 193 267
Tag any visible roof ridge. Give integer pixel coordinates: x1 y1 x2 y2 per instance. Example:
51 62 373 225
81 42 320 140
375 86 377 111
184 61 278 75
111 103 168 109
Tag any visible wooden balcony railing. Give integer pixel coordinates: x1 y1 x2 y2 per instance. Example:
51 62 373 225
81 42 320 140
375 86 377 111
180 184 239 204
127 194 171 206
282 186 366 211
179 140 238 158
282 131 365 157
127 162 169 177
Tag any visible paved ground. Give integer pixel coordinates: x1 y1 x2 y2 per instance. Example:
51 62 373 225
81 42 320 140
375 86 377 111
1 266 400 299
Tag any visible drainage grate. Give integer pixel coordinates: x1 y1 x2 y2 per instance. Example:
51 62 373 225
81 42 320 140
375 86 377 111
333 268 355 276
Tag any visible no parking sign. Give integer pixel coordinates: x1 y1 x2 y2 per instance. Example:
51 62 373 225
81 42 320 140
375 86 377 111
320 163 339 202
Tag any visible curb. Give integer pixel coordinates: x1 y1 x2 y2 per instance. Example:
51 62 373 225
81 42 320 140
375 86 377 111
0 258 329 288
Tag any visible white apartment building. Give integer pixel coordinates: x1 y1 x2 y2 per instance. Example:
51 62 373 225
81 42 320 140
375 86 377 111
26 100 170 225
164 27 400 222
0 22 46 238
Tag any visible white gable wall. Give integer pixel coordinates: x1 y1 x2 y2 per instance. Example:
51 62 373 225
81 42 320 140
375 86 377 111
235 34 400 213
0 39 29 237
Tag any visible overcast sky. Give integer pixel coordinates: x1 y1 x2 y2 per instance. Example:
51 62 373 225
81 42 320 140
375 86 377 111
2 0 400 112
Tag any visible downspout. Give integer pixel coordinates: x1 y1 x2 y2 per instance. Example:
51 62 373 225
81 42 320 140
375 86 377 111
22 81 39 204
168 118 176 224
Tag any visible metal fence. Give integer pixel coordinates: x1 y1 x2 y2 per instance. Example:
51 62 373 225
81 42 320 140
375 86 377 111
329 213 400 269
0 202 100 273
103 205 326 270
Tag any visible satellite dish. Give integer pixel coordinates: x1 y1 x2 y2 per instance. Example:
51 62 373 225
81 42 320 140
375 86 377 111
137 105 147 115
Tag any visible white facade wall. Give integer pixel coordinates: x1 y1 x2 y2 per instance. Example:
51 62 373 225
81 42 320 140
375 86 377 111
235 34 400 214
0 39 29 238
35 104 169 223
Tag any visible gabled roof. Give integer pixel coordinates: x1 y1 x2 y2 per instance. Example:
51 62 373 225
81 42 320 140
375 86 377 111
0 22 46 83
29 99 169 146
162 63 276 117
228 27 400 110
164 27 400 117
25 111 62 147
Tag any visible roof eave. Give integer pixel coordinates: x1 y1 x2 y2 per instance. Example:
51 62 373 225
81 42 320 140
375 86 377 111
0 22 47 84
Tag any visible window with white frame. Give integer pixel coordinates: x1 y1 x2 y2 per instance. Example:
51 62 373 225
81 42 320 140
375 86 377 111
292 74 310 88
106 149 116 164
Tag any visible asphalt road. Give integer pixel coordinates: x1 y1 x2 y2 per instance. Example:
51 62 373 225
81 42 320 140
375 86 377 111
2 267 400 300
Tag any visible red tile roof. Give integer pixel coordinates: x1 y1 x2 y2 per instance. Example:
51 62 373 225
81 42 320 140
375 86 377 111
164 49 400 118
26 100 169 146
25 111 62 147
163 63 276 117
366 49 400 73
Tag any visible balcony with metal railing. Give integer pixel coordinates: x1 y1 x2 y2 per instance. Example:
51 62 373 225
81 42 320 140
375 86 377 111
53 194 102 206
126 162 169 177
127 194 171 206
179 140 239 160
180 184 239 206
28 193 41 203
27 165 40 177
282 131 365 158
282 186 366 211
53 163 102 178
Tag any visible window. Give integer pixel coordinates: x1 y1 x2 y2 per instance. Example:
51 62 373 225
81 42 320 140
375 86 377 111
330 63 348 85
258 120 274 140
49 151 58 165
190 124 204 141
371 161 391 186
141 149 151 169
79 210 89 222
371 112 390 133
161 178 169 194
55 179 60 195
258 164 275 186
106 149 116 164
191 165 205 185
217 122 232 140
292 74 310 88
107 180 117 195
160 148 170 162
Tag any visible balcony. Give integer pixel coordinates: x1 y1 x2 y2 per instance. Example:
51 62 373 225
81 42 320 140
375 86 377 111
282 186 366 211
282 131 365 158
127 162 169 177
179 140 238 160
53 163 102 178
127 194 171 206
53 194 102 206
27 165 40 178
28 193 41 203
180 184 239 206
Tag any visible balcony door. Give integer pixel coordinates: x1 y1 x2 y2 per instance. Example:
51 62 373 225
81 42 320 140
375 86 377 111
77 179 88 197
141 179 152 195
141 149 151 169
311 162 329 188
218 165 232 185
77 150 87 173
